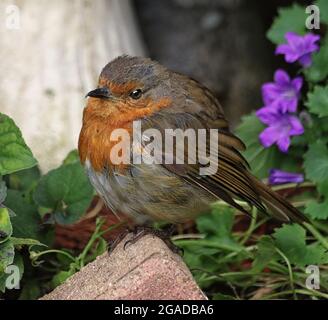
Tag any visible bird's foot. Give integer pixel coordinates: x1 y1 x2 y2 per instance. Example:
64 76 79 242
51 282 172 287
107 227 130 255
123 224 183 255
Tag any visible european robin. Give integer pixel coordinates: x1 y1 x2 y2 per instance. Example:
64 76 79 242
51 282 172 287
78 56 305 247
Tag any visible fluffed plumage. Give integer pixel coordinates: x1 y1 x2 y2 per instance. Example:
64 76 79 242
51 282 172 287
78 55 306 225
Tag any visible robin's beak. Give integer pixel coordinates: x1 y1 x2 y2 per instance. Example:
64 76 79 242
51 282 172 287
86 87 111 99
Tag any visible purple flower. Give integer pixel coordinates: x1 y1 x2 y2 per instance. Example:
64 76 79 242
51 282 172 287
269 169 304 185
276 32 320 67
262 69 303 113
256 107 304 153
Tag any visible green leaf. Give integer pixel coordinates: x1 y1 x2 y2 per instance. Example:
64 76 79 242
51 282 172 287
7 166 41 192
316 0 328 24
266 4 307 44
51 268 76 288
4 190 41 240
305 85 328 118
10 237 44 248
84 237 107 264
235 114 286 179
62 149 80 165
273 224 327 267
306 243 328 264
197 206 234 238
252 236 278 272
0 240 14 272
304 39 328 83
34 163 94 224
303 141 328 183
318 180 328 197
177 207 247 289
305 199 328 220
0 113 37 175
0 207 13 243
212 293 235 300
0 181 7 204
197 206 242 251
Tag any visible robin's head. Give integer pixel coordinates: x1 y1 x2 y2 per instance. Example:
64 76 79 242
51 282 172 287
84 56 173 121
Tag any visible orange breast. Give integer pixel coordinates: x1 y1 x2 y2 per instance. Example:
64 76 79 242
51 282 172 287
78 96 171 172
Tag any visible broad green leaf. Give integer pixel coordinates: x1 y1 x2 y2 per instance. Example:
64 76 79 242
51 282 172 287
7 166 41 192
316 0 328 24
176 234 221 274
0 181 7 203
197 206 234 238
305 85 328 118
315 115 328 133
180 246 225 289
266 4 307 44
273 224 306 266
252 236 278 272
51 267 76 288
306 243 328 264
34 163 94 224
235 114 287 179
197 206 242 251
0 207 13 243
0 113 37 175
62 149 80 165
318 180 328 197
4 190 41 240
304 39 328 83
294 114 328 147
177 207 246 289
0 240 14 272
273 224 327 267
305 199 328 220
303 141 328 183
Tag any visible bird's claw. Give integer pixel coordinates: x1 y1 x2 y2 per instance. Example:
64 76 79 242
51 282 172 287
123 224 183 255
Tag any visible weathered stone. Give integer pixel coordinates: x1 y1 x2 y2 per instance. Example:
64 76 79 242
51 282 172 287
41 234 207 300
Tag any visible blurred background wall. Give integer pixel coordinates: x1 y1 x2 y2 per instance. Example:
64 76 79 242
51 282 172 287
0 0 299 171
0 0 145 172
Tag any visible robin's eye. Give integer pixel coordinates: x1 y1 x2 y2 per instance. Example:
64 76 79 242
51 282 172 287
129 89 142 100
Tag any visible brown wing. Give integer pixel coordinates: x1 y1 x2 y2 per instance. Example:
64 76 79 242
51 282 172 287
142 77 306 223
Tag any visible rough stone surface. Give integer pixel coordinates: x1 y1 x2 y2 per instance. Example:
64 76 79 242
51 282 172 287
41 234 207 300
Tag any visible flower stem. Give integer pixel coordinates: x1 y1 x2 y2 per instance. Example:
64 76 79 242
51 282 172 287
30 249 76 264
271 181 315 191
275 247 297 300
240 207 257 245
262 289 328 300
303 222 328 250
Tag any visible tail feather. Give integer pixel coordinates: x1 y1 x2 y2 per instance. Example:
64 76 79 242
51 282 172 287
248 174 308 224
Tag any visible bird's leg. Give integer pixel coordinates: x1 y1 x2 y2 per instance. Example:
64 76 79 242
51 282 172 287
123 224 183 255
107 227 130 255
